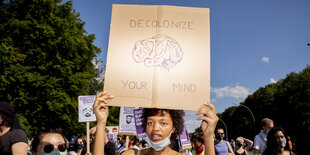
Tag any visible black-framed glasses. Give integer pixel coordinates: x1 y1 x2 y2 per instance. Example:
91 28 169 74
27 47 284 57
217 133 224 135
43 143 66 153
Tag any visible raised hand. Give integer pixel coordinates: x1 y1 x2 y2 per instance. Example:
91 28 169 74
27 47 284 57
93 91 114 155
92 91 114 124
196 102 218 155
196 102 218 136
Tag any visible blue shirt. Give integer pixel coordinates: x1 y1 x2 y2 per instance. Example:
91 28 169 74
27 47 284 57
214 140 228 155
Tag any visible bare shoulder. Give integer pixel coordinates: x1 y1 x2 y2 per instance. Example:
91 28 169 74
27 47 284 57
140 148 151 155
171 149 188 155
122 149 137 155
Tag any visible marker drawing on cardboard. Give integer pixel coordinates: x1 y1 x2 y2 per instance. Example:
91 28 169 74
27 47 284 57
132 34 183 72
104 4 210 110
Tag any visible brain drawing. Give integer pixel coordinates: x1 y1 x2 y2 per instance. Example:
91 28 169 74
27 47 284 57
132 34 183 72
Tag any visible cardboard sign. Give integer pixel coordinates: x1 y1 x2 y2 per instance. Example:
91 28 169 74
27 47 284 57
119 107 137 134
104 4 210 110
78 96 96 122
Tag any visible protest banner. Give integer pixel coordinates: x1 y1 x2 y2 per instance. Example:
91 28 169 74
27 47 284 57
119 107 137 135
180 123 192 149
78 96 96 122
104 4 210 110
78 95 96 154
133 108 146 139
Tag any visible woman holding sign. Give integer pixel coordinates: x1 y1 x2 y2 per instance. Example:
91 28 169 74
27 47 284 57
93 91 218 155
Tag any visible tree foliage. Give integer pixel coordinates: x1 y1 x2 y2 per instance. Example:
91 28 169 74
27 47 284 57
219 66 310 143
0 0 101 137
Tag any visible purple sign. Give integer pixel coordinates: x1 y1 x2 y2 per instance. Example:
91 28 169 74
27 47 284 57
112 133 118 143
180 121 191 146
133 108 146 139
108 134 113 142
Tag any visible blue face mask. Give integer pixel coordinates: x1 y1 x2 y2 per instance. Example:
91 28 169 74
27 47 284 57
39 149 67 155
145 131 172 151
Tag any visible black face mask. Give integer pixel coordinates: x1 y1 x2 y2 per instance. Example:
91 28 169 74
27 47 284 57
237 143 243 147
216 135 223 141
76 144 84 150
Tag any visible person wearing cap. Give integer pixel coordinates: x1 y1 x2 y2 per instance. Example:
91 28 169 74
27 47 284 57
0 101 28 155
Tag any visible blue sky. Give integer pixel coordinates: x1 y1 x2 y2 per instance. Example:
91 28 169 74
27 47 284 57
72 0 310 133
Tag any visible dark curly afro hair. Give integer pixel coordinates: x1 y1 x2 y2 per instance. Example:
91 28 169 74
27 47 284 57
141 108 185 140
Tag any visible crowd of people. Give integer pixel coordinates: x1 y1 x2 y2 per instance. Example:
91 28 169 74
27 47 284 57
0 91 305 155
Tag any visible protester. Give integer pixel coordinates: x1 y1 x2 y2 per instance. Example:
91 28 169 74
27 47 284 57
76 137 87 155
253 118 274 155
0 101 28 155
263 127 294 155
89 126 97 153
129 136 140 151
31 129 68 155
104 128 115 155
191 132 205 155
68 135 86 155
214 128 234 155
92 91 218 155
234 137 253 155
286 136 292 151
117 136 126 155
230 139 236 152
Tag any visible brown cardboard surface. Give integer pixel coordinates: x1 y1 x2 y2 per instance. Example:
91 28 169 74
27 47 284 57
104 4 210 110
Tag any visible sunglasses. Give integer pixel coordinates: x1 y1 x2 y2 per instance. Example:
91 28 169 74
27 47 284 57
43 143 66 153
217 133 224 135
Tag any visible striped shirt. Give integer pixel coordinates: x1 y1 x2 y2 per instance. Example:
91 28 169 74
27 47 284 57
253 130 267 153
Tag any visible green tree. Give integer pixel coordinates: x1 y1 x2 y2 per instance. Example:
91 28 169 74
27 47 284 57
0 0 101 137
219 66 310 141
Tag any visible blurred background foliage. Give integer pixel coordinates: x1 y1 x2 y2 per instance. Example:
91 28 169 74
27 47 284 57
216 66 309 149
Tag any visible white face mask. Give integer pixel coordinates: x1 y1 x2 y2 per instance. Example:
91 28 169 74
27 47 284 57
145 131 172 151
39 149 67 155
278 139 287 148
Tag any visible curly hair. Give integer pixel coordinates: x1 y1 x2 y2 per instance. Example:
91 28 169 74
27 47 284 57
141 108 184 140
263 127 289 155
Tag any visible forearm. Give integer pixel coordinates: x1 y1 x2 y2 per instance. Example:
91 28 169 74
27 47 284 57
243 138 253 150
243 138 253 144
204 133 215 155
93 121 106 155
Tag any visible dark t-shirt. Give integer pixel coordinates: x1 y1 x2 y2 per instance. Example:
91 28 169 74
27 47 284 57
104 141 116 155
0 129 28 155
